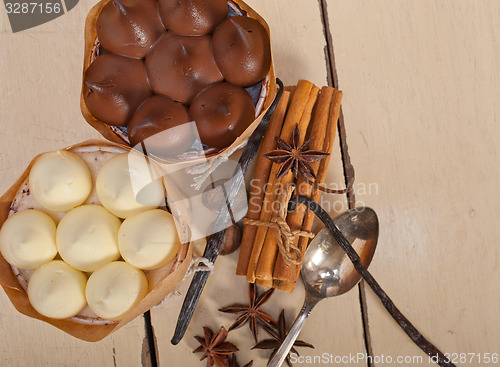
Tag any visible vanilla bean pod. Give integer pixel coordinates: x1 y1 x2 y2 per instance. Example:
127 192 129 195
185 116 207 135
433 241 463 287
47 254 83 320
171 79 284 345
305 177 347 194
288 196 457 367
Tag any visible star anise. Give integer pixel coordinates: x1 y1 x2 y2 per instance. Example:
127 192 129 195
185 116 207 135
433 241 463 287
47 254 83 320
228 354 253 367
218 283 278 343
193 326 239 367
252 310 314 367
263 124 329 180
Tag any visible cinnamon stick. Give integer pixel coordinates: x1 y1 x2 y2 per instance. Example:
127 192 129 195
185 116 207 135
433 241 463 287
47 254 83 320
254 86 319 284
300 89 343 242
273 89 343 292
246 80 316 283
271 87 334 290
236 90 291 276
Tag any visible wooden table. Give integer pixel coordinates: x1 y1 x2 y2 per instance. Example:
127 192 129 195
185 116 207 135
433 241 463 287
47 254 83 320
1 1 499 366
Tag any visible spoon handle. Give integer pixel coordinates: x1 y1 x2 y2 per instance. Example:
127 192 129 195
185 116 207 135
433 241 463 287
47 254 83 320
267 297 318 367
289 196 457 367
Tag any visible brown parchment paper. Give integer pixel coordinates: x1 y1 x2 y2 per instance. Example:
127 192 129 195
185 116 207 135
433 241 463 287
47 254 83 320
0 139 192 342
80 0 277 162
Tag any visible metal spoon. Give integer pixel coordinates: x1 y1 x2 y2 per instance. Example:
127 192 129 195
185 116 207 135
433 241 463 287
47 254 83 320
270 196 456 367
268 207 379 367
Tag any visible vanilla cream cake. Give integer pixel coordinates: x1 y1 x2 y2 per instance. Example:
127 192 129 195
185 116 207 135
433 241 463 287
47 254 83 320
1 144 186 324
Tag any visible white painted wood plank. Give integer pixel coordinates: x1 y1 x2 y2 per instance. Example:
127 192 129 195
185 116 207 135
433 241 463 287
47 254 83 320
0 1 145 365
327 0 500 365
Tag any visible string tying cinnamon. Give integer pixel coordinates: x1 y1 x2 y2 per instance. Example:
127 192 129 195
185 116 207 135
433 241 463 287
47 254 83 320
242 185 314 266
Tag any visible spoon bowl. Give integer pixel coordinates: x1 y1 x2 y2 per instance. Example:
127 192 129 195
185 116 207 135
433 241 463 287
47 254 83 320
301 207 378 299
268 206 379 367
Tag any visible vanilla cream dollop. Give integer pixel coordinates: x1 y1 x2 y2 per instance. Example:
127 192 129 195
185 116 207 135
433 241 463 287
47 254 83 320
96 153 165 218
27 260 87 319
85 261 148 321
29 150 92 212
56 205 121 272
118 209 180 270
0 210 57 269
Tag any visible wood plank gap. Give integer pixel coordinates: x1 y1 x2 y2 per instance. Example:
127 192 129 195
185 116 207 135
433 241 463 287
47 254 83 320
317 0 356 207
143 311 159 367
318 0 373 365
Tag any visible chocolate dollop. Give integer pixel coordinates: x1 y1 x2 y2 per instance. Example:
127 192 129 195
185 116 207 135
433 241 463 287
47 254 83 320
83 53 152 127
145 32 224 104
212 16 271 87
158 0 228 36
127 95 194 158
96 0 165 59
190 82 255 149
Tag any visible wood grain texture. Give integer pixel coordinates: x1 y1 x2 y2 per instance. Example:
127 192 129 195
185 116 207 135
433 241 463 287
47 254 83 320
0 1 145 365
327 0 500 365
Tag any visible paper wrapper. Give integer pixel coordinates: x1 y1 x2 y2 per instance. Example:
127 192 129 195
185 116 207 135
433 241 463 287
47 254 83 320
80 0 277 162
0 140 192 342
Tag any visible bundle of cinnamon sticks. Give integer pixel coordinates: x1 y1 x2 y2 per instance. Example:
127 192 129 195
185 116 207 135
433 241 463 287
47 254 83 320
236 80 343 292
